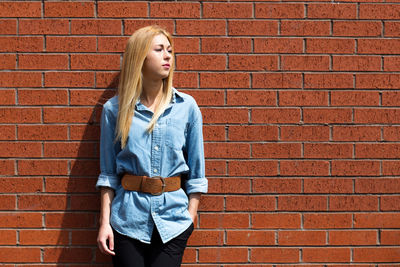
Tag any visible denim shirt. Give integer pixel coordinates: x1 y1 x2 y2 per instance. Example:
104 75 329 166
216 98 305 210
96 88 208 244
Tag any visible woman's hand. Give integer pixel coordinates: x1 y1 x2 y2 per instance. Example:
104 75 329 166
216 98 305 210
188 193 201 223
97 223 115 256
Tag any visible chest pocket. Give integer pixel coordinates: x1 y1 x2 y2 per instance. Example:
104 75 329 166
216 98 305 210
165 118 187 151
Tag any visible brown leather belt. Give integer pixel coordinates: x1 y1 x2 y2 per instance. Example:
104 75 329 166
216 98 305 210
121 174 181 195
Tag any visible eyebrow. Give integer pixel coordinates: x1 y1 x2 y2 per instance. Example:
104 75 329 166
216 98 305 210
155 44 171 48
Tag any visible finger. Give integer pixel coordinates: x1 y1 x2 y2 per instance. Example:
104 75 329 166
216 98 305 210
109 233 114 251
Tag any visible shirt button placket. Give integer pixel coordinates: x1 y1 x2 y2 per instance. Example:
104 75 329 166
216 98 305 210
151 123 162 178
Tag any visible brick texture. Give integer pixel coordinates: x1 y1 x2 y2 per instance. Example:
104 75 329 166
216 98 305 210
0 0 398 265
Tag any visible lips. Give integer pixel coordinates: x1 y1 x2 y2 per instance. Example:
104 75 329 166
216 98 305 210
162 64 170 67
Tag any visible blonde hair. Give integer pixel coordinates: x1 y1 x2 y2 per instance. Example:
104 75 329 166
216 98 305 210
116 25 174 148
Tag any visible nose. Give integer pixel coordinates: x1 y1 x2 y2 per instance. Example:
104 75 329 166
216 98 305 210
163 49 171 59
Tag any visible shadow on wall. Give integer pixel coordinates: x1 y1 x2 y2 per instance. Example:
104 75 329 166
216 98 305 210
53 74 119 265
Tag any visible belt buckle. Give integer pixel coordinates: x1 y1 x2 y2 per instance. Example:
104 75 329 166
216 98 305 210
151 176 166 196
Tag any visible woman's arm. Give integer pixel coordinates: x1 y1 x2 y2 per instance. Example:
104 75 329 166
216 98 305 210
97 187 116 256
188 192 201 222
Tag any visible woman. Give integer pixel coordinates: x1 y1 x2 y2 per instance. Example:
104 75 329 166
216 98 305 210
96 25 207 267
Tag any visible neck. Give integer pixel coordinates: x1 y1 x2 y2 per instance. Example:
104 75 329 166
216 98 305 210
140 79 163 110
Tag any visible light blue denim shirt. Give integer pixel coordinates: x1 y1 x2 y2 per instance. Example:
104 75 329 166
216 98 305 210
96 88 208 244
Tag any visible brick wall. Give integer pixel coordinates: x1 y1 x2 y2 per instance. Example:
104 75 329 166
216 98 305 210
1 0 400 265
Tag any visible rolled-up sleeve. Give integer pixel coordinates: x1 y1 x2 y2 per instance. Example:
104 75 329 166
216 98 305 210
96 102 121 190
184 106 208 195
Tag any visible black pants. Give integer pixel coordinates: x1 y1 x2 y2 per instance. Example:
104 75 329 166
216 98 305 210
112 224 194 267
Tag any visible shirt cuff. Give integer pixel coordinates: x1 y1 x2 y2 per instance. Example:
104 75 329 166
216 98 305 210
96 173 120 190
184 177 208 195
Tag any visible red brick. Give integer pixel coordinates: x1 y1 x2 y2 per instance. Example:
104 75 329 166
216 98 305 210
97 36 128 53
229 55 278 71
0 248 41 263
279 231 326 245
358 39 400 55
19 54 68 70
386 22 400 37
46 36 96 52
282 55 329 71
358 108 400 124
356 144 400 159
0 19 16 34
71 19 122 35
71 54 120 70
45 177 96 193
330 196 378 211
45 2 94 17
98 2 147 17
305 74 353 89
254 38 303 53
333 55 381 71
357 74 400 89
381 196 400 211
70 195 99 210
0 108 41 123
150 2 199 18
204 143 250 159
332 160 380 176
199 248 248 263
0 230 16 245
70 159 100 176
96 71 120 88
0 177 42 193
304 178 353 193
19 19 69 35
0 55 15 69
278 196 327 211
253 73 302 88
333 126 380 141
200 73 249 88
45 212 95 228
332 91 379 106
226 230 275 245
71 230 97 245
255 3 304 18
45 72 94 88
304 213 352 229
0 195 15 210
303 248 350 262
200 213 249 229
182 248 196 264
0 142 41 158
308 3 357 19
329 230 377 245
206 160 226 176
281 126 329 141
187 230 223 246
226 195 275 211
0 212 42 228
383 161 400 176
252 143 301 159
229 125 277 141
203 3 252 18
202 108 248 123
354 248 400 263
18 160 68 175
44 142 97 158
384 56 400 71
252 108 301 123
70 89 115 106
303 108 352 123
304 143 353 159
173 72 197 89
174 37 199 53
18 125 67 141
355 213 400 228
280 91 328 106
228 20 278 36
381 230 400 245
0 89 15 105
0 125 15 140
124 20 174 36
0 2 41 17
281 20 330 36
0 160 15 175
0 37 43 52
198 196 224 211
253 178 301 193
251 248 299 263
334 21 381 36
208 178 250 194
203 126 225 141
176 55 226 71
20 230 69 245
181 90 224 106
360 4 400 19
69 125 100 141
176 20 226 36
202 37 251 53
252 213 301 229
0 72 42 87
229 160 278 176
43 248 93 263
280 160 330 176
356 178 400 193
306 38 355 53
18 89 68 106
43 107 93 123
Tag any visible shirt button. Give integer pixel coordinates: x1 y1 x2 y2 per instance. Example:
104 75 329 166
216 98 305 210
154 169 158 173
154 145 159 151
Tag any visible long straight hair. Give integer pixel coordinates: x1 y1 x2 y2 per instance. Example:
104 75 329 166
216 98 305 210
116 25 174 148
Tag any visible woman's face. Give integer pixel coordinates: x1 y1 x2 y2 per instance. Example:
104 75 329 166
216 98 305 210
142 34 172 81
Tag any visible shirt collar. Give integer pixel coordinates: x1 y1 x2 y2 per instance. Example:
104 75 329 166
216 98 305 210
135 87 183 111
